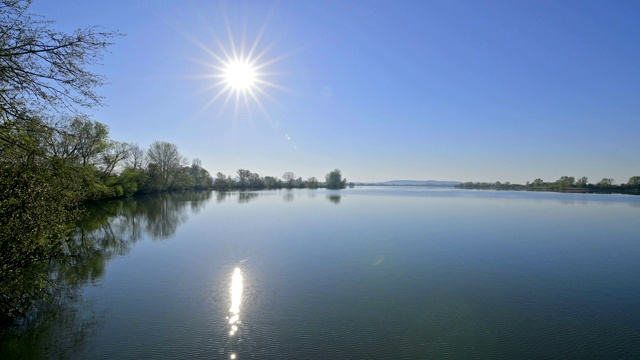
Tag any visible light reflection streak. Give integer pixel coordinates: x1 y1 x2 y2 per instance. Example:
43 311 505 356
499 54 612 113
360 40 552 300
229 267 243 333
225 267 243 358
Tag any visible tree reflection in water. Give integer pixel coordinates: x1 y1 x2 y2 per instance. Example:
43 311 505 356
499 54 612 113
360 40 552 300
0 191 212 358
327 194 341 204
238 192 259 204
215 191 262 204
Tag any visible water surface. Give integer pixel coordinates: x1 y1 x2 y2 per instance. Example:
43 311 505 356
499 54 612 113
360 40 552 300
2 188 640 359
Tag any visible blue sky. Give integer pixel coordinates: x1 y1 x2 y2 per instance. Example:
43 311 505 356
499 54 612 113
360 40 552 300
31 0 639 183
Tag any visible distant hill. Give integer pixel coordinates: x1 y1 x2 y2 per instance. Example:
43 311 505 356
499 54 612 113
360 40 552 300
360 180 462 187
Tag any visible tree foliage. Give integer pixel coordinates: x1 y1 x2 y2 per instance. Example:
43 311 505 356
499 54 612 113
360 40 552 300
575 176 589 188
282 171 295 188
597 178 614 188
0 155 82 319
555 176 575 188
0 0 121 322
189 159 213 189
628 176 640 187
325 169 347 189
145 141 187 191
0 1 120 120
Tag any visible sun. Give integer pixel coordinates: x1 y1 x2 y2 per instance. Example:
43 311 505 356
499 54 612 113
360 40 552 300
188 21 291 120
223 59 257 92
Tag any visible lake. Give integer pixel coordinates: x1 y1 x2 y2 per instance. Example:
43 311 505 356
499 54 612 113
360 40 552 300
2 187 640 359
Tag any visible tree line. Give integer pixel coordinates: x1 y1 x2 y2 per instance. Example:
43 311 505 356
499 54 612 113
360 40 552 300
456 176 640 194
12 111 350 200
26 115 216 200
213 168 349 190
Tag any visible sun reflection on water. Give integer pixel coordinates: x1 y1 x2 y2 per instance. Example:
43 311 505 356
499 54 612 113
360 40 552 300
229 267 243 328
226 267 243 358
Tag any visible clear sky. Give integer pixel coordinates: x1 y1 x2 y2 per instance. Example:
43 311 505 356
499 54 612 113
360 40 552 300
30 0 640 184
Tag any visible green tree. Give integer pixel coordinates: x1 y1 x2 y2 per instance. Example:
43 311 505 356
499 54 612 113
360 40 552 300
556 176 575 188
325 169 347 189
306 177 319 189
575 176 588 188
627 176 640 187
282 171 295 188
170 166 196 191
141 163 163 193
146 141 187 191
189 159 213 189
0 0 120 321
69 117 110 166
125 143 146 170
41 116 110 165
0 156 82 320
248 172 263 188
263 176 278 189
99 140 130 178
531 178 544 187
597 178 614 188
236 169 252 187
214 172 230 189
116 167 147 197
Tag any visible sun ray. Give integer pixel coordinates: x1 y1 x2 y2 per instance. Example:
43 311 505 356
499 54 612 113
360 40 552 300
253 78 289 92
139 6 294 127
249 89 272 122
247 2 277 61
225 17 239 62
251 83 279 104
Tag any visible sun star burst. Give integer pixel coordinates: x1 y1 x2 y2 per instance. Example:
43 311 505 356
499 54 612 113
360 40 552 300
188 19 292 121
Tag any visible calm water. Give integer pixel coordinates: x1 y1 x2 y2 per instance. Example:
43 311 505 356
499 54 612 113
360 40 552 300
2 187 640 359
